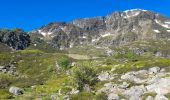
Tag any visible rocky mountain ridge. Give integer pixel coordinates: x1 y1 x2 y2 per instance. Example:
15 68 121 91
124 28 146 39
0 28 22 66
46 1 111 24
29 9 170 50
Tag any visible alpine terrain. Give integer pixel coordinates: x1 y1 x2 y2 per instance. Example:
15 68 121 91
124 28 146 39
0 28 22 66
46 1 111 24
1 9 170 100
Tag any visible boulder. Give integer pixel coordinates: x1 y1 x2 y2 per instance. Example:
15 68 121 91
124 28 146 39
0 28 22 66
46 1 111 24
135 70 148 75
9 86 23 95
70 88 79 94
123 85 146 98
98 83 125 94
121 72 136 81
146 78 170 94
148 67 161 74
50 93 59 100
63 95 70 100
98 72 113 81
108 93 119 100
154 94 168 100
145 96 154 100
119 82 129 89
0 66 5 71
121 72 142 83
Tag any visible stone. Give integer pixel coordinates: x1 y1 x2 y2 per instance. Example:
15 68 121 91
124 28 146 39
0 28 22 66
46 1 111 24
70 88 79 94
9 86 23 95
146 78 170 95
98 72 112 81
108 93 119 100
136 70 148 75
123 85 146 98
0 66 5 71
154 94 168 100
145 96 154 100
148 67 161 74
111 67 116 72
121 72 142 83
63 95 70 100
160 68 166 72
119 82 129 89
98 83 124 94
121 72 136 81
50 93 59 100
71 62 76 66
129 95 140 100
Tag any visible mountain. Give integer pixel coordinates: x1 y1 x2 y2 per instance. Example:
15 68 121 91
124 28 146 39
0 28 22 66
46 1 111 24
29 9 170 50
1 9 170 100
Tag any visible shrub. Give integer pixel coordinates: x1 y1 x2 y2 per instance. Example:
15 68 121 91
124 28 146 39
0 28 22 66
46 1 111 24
72 65 98 91
58 57 71 70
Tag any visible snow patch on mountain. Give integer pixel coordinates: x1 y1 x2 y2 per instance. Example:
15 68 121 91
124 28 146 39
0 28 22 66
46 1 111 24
155 20 170 29
165 22 170 24
153 30 160 33
101 32 111 37
92 38 100 42
38 30 53 36
123 9 147 19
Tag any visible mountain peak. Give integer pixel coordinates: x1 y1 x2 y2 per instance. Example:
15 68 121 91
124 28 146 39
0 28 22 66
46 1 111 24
29 9 170 50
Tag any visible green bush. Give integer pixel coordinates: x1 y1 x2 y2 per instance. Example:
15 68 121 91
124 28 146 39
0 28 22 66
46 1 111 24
72 65 98 91
58 57 71 70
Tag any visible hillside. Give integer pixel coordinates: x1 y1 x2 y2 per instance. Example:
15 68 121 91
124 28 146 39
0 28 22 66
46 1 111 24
0 9 170 100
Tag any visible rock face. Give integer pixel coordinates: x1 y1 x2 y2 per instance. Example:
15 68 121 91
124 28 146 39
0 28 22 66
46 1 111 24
29 9 170 50
0 28 30 50
9 86 23 95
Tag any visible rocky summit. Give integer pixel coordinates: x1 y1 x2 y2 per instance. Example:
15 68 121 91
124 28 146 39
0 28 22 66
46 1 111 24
29 9 170 50
1 9 170 100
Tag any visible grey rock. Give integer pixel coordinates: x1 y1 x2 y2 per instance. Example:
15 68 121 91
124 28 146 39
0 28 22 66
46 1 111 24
0 28 30 50
0 66 5 71
145 96 154 100
9 86 23 95
121 72 136 81
50 93 59 100
129 95 140 100
136 70 148 75
108 93 119 100
124 85 146 98
98 83 118 93
98 72 113 81
146 78 170 94
154 95 168 100
63 95 70 100
119 82 129 89
121 72 142 83
148 67 161 74
70 88 79 94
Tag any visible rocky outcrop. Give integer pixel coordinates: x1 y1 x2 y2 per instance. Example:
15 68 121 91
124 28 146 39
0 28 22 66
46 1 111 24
0 28 30 50
96 66 170 99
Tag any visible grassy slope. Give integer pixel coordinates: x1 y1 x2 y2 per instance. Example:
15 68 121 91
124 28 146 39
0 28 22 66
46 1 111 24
0 39 170 99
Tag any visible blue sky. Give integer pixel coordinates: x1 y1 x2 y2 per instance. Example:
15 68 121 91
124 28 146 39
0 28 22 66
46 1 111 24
0 0 170 31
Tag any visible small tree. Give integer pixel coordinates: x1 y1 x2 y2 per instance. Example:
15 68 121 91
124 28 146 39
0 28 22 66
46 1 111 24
72 65 98 91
